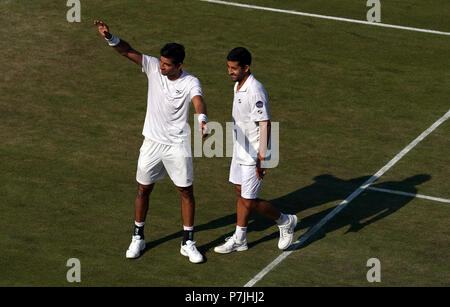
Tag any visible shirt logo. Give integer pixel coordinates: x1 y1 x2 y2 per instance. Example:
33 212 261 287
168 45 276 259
256 101 264 108
176 89 183 94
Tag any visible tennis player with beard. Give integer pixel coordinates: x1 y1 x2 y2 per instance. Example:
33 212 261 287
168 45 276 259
214 47 297 254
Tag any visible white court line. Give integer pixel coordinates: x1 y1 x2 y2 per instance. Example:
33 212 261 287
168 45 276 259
244 109 450 287
200 0 450 36
366 186 450 203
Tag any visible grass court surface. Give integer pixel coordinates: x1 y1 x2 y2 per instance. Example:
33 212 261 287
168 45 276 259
1 0 449 286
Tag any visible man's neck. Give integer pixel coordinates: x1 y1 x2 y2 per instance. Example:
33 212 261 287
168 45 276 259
168 70 183 81
237 73 251 90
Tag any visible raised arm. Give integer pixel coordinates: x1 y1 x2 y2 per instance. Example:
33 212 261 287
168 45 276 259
94 20 143 66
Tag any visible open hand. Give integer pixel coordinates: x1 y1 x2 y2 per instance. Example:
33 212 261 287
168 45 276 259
94 20 110 38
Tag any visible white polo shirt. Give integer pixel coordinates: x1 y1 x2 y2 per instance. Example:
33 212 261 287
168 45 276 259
232 73 270 165
141 54 202 145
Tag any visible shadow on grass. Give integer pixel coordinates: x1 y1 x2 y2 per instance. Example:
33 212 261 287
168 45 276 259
247 173 431 251
142 173 431 256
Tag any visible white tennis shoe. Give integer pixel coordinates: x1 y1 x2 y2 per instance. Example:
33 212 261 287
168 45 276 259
126 235 146 259
278 214 298 250
214 234 248 254
180 240 204 263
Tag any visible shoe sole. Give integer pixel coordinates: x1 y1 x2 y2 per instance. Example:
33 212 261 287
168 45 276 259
214 245 248 254
180 248 204 263
278 215 298 250
126 244 146 259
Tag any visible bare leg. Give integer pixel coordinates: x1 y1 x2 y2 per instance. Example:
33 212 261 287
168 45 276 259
236 185 250 227
251 198 281 220
241 198 281 221
236 184 281 223
135 183 154 223
177 185 195 227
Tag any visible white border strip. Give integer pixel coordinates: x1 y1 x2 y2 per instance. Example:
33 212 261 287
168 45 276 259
367 186 450 203
200 0 450 36
244 109 450 287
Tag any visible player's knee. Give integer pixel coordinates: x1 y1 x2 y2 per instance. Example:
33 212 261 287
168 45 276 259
241 198 256 210
235 186 242 198
137 183 153 198
177 185 194 199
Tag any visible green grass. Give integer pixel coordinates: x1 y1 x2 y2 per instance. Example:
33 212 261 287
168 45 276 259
0 0 449 286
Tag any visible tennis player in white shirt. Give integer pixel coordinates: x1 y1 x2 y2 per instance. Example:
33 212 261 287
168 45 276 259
214 47 297 254
95 20 207 263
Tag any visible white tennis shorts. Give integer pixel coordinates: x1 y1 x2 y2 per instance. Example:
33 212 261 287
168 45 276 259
136 138 193 187
229 157 262 199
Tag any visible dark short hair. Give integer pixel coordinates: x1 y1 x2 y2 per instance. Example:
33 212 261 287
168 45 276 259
160 42 185 65
227 47 252 68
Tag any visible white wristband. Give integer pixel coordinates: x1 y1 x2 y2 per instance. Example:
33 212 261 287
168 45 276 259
105 34 120 46
197 114 207 124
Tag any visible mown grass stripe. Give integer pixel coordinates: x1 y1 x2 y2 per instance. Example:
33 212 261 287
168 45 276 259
200 0 450 36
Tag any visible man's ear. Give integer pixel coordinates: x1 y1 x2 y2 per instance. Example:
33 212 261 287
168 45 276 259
244 64 250 73
177 62 183 71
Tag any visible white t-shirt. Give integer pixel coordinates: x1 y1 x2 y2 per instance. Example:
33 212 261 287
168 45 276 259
141 54 202 145
232 74 270 165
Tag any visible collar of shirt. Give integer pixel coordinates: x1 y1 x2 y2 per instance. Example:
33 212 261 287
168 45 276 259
234 73 254 93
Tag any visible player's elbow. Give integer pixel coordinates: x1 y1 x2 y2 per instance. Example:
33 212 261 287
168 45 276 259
119 50 130 57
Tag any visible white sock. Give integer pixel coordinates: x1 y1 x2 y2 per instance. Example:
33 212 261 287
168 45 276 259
276 213 289 226
135 221 145 227
183 225 194 231
235 225 247 242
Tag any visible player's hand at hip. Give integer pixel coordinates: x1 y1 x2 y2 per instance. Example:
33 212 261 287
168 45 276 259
255 159 266 180
94 20 110 38
200 122 208 139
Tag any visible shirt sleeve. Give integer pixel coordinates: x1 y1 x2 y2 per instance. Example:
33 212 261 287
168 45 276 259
189 77 203 100
249 88 270 122
141 54 160 75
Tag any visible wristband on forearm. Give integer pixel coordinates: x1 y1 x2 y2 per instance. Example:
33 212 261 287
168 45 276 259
197 114 207 124
105 33 120 46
